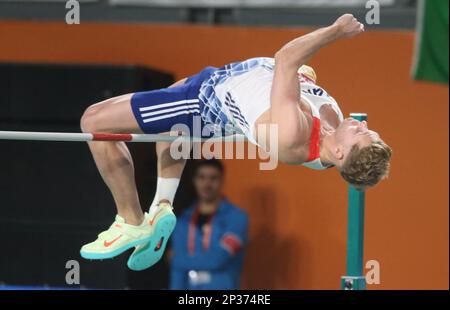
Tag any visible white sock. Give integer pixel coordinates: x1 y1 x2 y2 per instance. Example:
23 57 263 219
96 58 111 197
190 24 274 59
148 177 180 217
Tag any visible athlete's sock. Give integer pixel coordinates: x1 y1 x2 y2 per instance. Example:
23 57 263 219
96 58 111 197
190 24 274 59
148 177 180 217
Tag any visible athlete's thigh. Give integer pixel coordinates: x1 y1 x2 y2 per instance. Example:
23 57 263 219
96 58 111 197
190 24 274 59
87 93 143 134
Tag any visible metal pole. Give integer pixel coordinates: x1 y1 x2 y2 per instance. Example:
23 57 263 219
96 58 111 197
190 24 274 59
341 113 367 290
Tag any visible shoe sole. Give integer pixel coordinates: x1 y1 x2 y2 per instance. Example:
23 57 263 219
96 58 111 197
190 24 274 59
127 213 176 271
80 236 152 260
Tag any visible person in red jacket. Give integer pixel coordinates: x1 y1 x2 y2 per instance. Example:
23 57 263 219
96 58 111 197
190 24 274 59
170 160 249 290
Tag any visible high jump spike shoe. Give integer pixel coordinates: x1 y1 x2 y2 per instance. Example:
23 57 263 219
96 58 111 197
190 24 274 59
80 214 153 260
127 202 177 271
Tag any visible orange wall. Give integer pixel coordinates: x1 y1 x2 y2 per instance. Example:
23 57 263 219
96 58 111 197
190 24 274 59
0 21 448 290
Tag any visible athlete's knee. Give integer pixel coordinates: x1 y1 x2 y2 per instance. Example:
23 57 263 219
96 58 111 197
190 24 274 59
80 104 104 133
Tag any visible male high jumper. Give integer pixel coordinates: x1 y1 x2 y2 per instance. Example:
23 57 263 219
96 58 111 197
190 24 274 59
79 14 392 271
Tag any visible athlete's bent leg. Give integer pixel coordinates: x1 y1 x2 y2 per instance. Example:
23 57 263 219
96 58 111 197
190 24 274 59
127 80 189 271
80 94 144 226
80 78 192 262
150 77 189 210
79 94 157 260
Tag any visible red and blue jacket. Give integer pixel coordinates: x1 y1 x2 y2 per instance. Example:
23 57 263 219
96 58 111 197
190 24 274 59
169 198 249 290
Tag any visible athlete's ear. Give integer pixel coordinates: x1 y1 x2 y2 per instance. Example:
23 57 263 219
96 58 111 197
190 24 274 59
334 146 345 161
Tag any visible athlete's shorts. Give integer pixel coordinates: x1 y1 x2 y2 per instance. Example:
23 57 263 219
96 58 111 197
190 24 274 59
130 66 217 136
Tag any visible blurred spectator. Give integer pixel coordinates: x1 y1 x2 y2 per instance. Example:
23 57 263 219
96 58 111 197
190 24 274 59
169 159 249 290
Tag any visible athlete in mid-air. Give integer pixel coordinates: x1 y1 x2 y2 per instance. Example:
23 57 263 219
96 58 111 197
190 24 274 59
79 14 392 270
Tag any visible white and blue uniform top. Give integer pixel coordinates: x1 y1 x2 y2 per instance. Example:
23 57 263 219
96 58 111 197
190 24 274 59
198 57 344 170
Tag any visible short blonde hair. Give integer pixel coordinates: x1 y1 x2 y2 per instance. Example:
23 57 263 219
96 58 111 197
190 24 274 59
340 140 393 190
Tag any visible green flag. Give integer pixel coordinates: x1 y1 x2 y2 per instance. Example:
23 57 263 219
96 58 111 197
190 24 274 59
413 0 449 84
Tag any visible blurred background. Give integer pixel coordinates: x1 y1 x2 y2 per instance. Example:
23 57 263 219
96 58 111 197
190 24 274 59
0 0 448 290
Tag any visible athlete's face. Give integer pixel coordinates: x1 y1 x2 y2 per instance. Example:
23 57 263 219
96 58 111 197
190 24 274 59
334 118 380 161
194 166 224 203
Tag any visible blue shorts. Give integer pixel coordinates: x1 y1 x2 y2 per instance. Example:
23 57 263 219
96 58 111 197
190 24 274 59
131 67 217 136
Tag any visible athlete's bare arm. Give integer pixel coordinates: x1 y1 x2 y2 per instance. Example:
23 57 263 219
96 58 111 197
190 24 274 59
271 14 364 162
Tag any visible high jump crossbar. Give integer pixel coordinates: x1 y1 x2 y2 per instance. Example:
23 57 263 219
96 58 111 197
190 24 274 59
0 131 247 143
341 112 368 290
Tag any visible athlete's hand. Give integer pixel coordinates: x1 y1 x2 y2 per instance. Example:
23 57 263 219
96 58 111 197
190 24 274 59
333 14 365 39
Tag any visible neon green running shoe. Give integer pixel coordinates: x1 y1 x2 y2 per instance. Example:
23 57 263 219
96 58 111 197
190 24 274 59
80 214 153 260
127 203 177 271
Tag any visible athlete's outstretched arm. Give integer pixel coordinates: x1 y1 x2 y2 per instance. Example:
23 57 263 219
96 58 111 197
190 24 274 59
271 14 364 152
275 14 364 71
